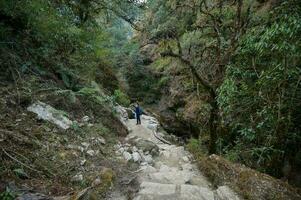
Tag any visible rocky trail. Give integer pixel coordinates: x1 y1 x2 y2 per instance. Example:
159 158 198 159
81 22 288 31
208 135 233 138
112 108 241 200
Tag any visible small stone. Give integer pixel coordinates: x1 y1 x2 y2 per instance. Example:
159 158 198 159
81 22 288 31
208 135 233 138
118 147 125 154
80 159 86 166
44 127 51 132
123 151 132 161
78 146 85 152
82 116 90 122
182 156 189 162
81 142 90 150
92 178 101 187
132 146 138 152
132 152 142 163
72 174 83 183
16 119 22 122
87 123 93 127
97 137 106 145
87 149 96 156
140 162 148 166
143 154 153 164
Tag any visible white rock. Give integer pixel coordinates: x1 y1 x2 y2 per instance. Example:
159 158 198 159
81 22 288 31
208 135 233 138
80 159 86 166
27 101 72 129
86 150 96 156
82 116 90 122
81 142 90 150
72 174 83 183
96 137 106 145
123 151 132 161
182 156 189 162
132 146 138 152
118 147 125 154
140 162 148 166
78 146 85 152
132 152 142 163
143 154 153 164
92 178 101 187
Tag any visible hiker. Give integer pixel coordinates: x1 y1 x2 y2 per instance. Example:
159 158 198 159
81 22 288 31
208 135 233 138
135 103 142 125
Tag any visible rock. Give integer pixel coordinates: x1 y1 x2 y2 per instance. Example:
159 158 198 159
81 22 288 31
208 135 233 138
125 108 135 119
143 154 153 164
123 151 132 161
132 146 138 152
118 147 125 154
114 144 121 149
132 152 142 163
82 116 90 122
86 149 96 156
96 137 106 145
87 123 93 127
182 156 189 162
67 144 84 152
72 174 83 183
216 186 240 200
134 139 159 156
27 101 73 129
141 165 157 173
92 178 102 187
80 159 86 166
81 142 90 150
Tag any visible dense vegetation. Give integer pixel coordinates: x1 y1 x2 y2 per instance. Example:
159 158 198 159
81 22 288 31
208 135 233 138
127 0 301 187
1 0 300 192
0 0 142 95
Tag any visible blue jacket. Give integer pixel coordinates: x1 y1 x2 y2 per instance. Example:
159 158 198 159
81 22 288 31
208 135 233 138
135 106 142 116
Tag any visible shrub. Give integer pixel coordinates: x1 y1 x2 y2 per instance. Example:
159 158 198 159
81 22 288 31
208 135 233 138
113 89 131 107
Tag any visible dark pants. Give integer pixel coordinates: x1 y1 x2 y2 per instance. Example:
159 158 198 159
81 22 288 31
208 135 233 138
136 114 141 124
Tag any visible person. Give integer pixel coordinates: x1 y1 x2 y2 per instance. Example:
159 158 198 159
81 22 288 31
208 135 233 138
135 103 142 125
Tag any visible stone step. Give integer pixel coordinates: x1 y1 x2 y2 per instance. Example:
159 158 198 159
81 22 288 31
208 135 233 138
133 182 215 200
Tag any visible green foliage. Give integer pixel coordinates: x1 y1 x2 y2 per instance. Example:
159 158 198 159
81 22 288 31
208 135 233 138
218 0 301 178
0 188 15 200
113 89 131 106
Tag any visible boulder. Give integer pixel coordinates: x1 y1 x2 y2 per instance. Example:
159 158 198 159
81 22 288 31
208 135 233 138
132 152 142 163
27 101 73 130
143 154 153 164
123 151 132 161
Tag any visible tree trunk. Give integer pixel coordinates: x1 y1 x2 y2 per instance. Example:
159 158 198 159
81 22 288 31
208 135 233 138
209 95 218 154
